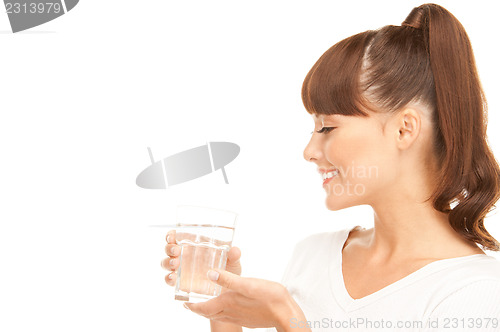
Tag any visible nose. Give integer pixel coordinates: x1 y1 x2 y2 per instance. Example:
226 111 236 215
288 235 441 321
303 135 321 163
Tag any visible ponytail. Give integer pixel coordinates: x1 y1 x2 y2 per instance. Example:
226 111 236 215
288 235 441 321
404 4 500 251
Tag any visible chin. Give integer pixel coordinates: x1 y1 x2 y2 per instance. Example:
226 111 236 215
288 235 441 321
325 195 360 211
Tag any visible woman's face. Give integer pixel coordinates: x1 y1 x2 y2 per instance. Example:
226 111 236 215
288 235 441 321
303 112 400 211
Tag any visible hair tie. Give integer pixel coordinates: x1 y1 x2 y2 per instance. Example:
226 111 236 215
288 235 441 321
401 21 421 29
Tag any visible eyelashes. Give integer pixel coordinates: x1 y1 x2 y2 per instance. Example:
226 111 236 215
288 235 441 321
311 127 336 134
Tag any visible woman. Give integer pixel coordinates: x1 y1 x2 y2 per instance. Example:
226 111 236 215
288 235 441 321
162 3 500 331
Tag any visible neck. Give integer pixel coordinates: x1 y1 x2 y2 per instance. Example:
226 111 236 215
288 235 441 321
364 177 483 264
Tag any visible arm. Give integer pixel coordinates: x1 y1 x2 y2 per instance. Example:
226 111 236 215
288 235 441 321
210 320 242 332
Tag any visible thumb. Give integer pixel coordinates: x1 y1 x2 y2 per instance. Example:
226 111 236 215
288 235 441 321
207 269 249 296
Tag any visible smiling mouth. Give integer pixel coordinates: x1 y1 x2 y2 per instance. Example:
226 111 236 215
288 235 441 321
322 169 339 185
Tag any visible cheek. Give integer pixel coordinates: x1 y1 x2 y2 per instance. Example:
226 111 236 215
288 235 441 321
325 131 394 185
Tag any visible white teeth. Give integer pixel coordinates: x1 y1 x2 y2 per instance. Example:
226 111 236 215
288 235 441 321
322 170 339 180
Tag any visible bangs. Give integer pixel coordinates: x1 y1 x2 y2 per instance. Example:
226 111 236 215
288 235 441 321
301 30 377 116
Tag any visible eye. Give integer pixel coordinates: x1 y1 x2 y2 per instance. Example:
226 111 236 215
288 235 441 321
315 127 336 134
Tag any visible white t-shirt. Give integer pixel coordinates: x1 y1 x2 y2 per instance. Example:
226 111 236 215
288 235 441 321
266 225 500 331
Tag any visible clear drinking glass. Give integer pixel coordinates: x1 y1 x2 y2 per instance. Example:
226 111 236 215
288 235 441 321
174 205 237 303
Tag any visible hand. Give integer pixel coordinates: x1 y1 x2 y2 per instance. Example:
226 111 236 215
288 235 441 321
184 269 310 332
161 230 242 288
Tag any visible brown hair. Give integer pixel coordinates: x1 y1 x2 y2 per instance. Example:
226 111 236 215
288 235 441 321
302 3 500 251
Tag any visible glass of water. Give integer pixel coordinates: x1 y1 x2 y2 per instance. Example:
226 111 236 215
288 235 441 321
174 205 237 303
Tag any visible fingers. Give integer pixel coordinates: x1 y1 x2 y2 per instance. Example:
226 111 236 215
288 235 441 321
227 246 241 265
164 271 177 286
225 246 242 275
185 296 225 318
160 256 179 271
165 243 180 257
163 230 180 271
185 291 245 322
163 230 180 286
166 230 176 244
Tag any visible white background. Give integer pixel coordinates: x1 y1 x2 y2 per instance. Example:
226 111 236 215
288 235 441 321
0 1 499 331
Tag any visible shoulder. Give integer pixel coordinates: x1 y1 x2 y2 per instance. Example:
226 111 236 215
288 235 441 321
428 278 500 319
444 255 500 283
426 257 500 318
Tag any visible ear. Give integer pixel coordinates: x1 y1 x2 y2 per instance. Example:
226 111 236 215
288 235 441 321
394 108 421 150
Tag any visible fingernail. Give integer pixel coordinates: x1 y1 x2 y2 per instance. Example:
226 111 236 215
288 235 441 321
169 258 176 266
167 234 171 243
168 273 174 280
183 303 191 310
170 246 178 255
207 270 219 281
